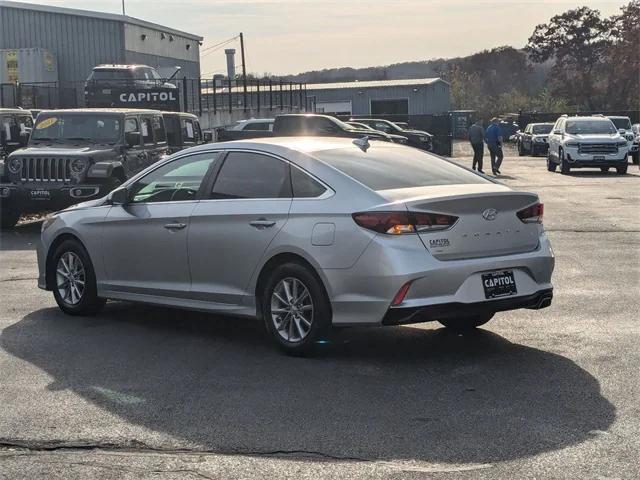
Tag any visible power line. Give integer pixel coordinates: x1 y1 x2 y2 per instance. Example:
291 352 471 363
200 36 239 56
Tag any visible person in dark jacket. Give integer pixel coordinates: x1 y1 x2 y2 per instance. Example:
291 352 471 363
485 117 504 175
468 119 485 173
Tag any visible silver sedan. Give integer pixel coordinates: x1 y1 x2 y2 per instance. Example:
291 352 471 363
38 137 554 354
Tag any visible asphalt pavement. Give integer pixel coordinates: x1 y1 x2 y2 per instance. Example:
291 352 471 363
0 148 638 479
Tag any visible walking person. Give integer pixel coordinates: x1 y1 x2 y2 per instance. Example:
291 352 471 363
485 117 504 175
468 119 485 173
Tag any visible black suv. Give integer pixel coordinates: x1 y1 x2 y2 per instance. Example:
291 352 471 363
0 108 168 228
162 112 204 154
85 64 179 110
0 108 34 160
351 118 433 151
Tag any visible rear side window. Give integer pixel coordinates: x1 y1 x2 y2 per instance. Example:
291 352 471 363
315 147 490 191
211 152 291 199
182 119 197 142
292 167 327 198
153 116 166 143
141 118 153 144
246 122 271 131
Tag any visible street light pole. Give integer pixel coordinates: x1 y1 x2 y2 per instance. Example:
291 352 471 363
122 0 125 15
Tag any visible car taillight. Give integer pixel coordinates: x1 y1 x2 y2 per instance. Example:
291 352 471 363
517 202 544 223
352 211 458 234
391 281 413 306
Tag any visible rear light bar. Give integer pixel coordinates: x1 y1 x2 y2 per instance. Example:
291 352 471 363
517 202 544 223
352 211 458 235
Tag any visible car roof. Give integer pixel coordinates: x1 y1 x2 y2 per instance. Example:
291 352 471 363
161 111 198 119
93 64 152 70
239 118 274 122
606 116 630 120
36 108 163 115
0 108 31 115
528 122 554 126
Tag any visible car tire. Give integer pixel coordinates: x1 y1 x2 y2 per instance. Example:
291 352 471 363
616 164 628 175
560 150 570 175
439 313 494 331
262 262 331 356
632 152 639 165
518 142 525 156
51 239 106 316
546 155 557 172
600 167 610 172
0 206 21 230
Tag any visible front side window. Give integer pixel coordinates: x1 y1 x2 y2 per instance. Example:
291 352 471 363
532 124 553 134
211 152 291 199
125 118 139 133
131 152 219 203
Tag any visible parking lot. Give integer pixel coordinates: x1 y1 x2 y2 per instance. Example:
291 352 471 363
0 147 639 479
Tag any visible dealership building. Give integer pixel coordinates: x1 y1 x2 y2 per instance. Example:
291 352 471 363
0 0 202 84
307 78 451 116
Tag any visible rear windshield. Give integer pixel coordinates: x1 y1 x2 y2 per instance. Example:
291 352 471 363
89 70 131 81
565 120 616 135
532 124 553 134
315 146 490 191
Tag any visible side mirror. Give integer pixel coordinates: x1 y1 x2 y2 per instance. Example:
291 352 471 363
125 131 141 148
553 129 561 135
618 128 626 134
19 131 30 146
108 187 130 205
203 131 213 143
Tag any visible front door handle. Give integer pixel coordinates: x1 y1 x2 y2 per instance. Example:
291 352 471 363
249 219 276 229
164 222 187 230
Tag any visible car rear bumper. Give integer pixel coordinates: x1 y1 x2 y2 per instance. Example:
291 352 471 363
382 288 553 325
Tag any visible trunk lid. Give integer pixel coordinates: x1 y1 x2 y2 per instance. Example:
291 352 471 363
378 184 541 260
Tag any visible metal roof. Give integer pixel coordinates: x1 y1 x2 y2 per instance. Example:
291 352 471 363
306 78 448 90
0 0 203 41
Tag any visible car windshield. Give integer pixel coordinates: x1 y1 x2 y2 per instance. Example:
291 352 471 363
609 118 632 130
31 114 122 142
532 125 553 134
565 120 616 135
316 146 490 191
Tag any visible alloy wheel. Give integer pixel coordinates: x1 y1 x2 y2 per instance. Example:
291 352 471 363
271 277 314 342
56 252 86 305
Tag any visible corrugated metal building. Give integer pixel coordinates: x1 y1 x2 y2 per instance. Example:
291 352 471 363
0 0 202 84
308 78 451 116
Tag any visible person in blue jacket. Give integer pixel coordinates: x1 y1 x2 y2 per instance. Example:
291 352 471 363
485 117 504 175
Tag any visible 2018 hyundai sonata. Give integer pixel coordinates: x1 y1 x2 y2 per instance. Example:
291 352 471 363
38 137 554 354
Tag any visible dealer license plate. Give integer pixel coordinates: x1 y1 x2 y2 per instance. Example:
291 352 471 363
30 189 51 200
102 89 111 94
593 155 605 161
482 270 517 299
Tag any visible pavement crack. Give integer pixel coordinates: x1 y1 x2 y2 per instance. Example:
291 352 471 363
0 276 38 282
0 438 368 462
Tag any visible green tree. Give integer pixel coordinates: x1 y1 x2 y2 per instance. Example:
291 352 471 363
526 7 612 109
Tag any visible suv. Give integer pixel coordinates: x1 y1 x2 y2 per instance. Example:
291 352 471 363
517 123 554 156
0 108 168 228
162 112 204 154
350 118 433 151
547 115 629 175
85 64 179 109
607 116 638 164
0 109 33 160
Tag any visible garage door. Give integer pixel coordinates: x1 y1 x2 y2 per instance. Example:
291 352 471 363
371 99 409 115
316 101 352 115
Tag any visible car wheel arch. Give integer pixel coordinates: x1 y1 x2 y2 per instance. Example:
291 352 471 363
254 252 332 321
45 233 88 290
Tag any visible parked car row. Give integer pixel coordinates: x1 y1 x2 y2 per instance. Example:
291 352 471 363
217 114 434 151
0 107 203 228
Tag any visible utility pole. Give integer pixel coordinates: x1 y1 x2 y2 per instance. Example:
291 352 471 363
121 0 125 15
239 32 248 111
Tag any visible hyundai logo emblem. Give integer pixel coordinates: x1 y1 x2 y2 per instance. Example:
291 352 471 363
482 208 498 221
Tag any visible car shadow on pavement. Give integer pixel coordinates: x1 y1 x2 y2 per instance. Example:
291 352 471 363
1 303 615 464
0 221 42 251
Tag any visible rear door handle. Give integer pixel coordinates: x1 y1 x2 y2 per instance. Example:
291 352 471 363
164 222 187 230
249 219 276 229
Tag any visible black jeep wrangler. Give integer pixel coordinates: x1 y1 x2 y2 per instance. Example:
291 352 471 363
162 111 204 154
1 108 34 160
0 108 168 228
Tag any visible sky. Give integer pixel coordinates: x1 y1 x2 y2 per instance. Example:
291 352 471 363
13 0 628 76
